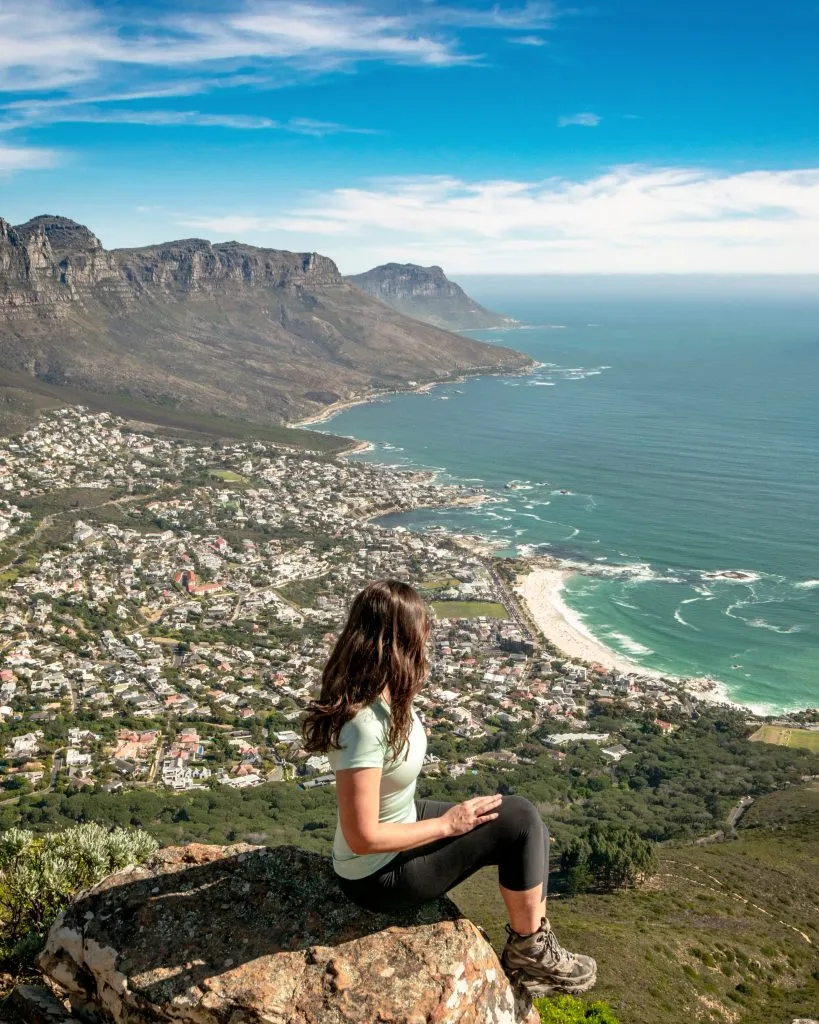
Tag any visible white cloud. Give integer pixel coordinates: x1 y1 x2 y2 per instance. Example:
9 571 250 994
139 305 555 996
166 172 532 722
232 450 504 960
0 1 556 151
420 3 554 29
283 118 380 136
0 106 376 134
558 112 601 127
0 0 553 97
509 35 547 46
1 78 269 116
46 110 278 130
0 143 59 172
180 167 819 273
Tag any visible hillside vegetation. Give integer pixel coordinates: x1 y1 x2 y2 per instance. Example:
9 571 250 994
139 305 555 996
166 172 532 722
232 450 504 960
455 785 819 1024
1 708 816 1023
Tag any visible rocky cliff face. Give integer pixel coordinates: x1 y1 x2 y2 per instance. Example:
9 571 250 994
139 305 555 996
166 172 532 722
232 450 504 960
346 263 513 331
37 843 538 1024
0 217 530 424
2 216 343 319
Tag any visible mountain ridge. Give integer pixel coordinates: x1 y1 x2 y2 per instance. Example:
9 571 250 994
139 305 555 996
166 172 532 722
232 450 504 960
346 262 513 331
0 216 530 426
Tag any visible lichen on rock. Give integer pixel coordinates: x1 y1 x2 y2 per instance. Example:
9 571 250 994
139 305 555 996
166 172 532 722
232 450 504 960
38 842 538 1024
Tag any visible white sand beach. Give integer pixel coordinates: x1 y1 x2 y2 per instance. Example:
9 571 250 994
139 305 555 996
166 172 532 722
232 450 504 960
515 567 664 677
515 567 749 708
337 439 375 458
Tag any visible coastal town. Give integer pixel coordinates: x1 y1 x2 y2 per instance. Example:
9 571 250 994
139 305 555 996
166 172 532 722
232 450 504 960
0 406 802 797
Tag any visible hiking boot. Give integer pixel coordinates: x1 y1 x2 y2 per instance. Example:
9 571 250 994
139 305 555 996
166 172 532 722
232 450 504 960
501 918 597 996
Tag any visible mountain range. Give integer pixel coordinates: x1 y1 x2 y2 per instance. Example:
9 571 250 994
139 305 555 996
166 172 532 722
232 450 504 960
346 263 512 331
0 216 529 428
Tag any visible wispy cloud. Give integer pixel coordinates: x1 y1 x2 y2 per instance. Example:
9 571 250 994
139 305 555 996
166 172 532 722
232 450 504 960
0 143 59 172
509 35 548 46
420 3 554 29
0 1 556 153
0 0 556 98
179 167 819 273
558 112 601 127
1 77 278 116
0 106 376 134
284 118 380 137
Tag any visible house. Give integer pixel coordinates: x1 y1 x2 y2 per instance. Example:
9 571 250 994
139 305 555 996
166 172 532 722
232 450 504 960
542 732 610 747
299 774 336 790
601 744 629 762
4 732 43 759
305 754 330 774
225 772 263 788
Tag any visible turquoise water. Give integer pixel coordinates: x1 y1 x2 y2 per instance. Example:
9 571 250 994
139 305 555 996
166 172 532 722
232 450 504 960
316 278 819 714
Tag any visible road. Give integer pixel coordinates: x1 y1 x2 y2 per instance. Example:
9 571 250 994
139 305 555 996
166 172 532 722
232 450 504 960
146 735 165 784
488 564 538 643
67 676 78 713
694 796 755 845
726 795 754 829
48 749 64 792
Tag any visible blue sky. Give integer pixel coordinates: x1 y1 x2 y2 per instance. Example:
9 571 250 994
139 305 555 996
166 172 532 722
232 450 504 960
1 0 818 273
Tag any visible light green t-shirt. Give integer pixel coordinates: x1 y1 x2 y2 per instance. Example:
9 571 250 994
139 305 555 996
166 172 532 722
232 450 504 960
327 698 427 880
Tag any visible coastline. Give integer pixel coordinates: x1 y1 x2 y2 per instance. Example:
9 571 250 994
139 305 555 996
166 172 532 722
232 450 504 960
290 381 456 429
289 363 539 430
337 439 375 459
290 395 378 429
294 367 799 718
514 565 749 711
515 566 663 678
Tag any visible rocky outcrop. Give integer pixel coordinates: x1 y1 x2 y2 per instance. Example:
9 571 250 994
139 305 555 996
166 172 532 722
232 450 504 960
346 263 513 331
38 843 538 1024
0 216 530 424
8 984 81 1023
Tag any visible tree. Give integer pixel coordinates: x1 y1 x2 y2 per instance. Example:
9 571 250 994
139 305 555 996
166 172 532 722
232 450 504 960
560 822 656 892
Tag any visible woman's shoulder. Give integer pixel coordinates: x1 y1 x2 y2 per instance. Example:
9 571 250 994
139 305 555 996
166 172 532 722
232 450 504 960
339 701 389 740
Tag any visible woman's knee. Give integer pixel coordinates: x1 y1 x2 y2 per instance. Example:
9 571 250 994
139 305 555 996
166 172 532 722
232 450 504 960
498 795 543 838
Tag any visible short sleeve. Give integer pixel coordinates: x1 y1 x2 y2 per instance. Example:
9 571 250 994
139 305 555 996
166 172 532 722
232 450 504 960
334 710 387 771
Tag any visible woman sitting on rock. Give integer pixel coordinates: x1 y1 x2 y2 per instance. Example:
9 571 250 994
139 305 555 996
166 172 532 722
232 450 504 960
303 579 597 996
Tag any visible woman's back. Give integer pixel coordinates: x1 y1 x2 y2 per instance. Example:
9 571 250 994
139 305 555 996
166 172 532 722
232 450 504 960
328 697 427 879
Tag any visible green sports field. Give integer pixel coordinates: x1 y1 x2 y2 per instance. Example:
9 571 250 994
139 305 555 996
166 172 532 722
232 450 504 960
430 600 509 619
749 725 819 752
209 469 247 483
417 577 462 591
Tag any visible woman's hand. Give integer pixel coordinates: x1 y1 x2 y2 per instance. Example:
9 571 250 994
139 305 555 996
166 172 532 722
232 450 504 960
442 795 503 836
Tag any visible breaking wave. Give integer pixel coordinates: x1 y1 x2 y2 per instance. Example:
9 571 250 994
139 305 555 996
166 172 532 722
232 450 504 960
607 631 654 656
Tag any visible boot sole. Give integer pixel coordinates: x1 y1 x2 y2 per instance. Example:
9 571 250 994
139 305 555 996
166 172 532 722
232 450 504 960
506 969 598 998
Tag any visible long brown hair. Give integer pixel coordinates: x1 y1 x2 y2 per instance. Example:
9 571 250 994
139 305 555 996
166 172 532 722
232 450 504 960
302 580 430 759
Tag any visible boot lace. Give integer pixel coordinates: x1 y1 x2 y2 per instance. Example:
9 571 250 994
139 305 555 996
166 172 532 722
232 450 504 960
544 928 568 965
505 924 571 966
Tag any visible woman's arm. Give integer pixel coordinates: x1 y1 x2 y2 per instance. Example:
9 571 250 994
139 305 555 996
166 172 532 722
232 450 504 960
336 767 501 855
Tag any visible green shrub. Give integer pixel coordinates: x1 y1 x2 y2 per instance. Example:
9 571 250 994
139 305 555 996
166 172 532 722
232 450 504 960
534 994 620 1023
0 823 157 968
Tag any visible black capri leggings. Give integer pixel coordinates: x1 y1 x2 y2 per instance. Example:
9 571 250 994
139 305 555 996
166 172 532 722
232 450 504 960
337 795 549 913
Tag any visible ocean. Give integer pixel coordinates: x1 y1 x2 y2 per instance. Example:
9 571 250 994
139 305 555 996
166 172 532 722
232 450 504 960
313 276 819 715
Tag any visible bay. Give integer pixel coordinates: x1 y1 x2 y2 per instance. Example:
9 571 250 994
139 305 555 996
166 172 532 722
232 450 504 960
314 277 819 714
